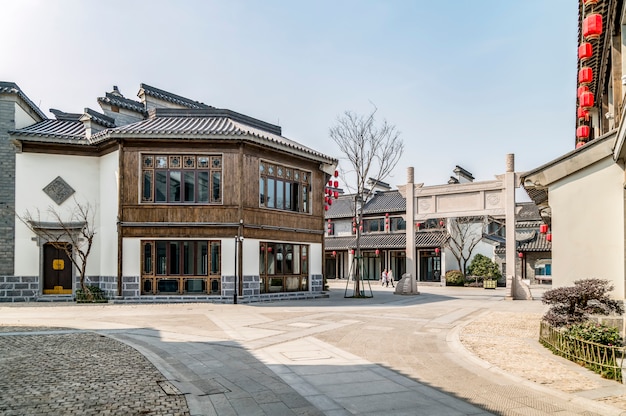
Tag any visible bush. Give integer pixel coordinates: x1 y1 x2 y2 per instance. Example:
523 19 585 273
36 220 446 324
542 278 623 327
76 285 108 303
445 270 465 286
564 321 622 346
467 254 501 280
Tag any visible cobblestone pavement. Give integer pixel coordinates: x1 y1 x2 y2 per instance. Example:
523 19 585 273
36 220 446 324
1 282 626 415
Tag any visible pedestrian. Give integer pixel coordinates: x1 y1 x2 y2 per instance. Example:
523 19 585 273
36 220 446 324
381 269 387 286
387 269 394 287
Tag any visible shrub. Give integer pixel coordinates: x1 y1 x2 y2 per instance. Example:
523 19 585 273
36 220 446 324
564 321 622 346
76 285 108 303
467 254 501 280
542 279 623 327
445 270 465 286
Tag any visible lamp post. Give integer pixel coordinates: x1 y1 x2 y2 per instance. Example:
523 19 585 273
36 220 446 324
234 235 244 304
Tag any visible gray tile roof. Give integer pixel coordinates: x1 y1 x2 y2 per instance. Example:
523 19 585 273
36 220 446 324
83 108 115 128
50 108 81 121
98 92 147 115
326 190 406 219
0 81 47 120
494 229 551 254
10 119 86 142
516 202 542 221
325 230 447 250
139 83 213 109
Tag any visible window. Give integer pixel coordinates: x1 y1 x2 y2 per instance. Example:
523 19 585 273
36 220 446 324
141 240 221 295
259 162 310 213
259 242 309 293
363 218 385 233
391 217 406 231
142 154 222 204
326 221 335 236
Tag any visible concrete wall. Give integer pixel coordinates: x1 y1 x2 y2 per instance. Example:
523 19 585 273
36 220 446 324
549 156 625 298
98 150 119 276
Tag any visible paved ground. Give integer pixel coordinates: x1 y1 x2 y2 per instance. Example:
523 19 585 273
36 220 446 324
1 280 625 415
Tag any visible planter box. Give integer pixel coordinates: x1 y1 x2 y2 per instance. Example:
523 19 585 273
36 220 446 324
483 280 497 289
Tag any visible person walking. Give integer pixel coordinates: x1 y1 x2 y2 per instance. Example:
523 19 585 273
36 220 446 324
387 269 394 287
381 269 387 286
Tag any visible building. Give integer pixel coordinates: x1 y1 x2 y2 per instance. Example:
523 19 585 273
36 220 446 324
0 82 336 302
521 0 626 300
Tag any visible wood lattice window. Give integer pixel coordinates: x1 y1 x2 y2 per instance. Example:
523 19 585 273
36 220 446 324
259 161 310 213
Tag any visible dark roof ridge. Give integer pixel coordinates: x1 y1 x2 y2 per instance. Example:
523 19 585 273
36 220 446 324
0 81 48 120
149 107 282 136
50 108 82 121
139 83 213 109
98 92 147 115
83 108 116 128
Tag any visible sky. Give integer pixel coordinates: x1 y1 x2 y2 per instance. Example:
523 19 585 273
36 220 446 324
1 0 578 191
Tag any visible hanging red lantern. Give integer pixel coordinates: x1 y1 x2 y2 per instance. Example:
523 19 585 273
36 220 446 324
260 246 265 251
353 227 357 233
327 219 331 223
324 205 329 211
359 225 363 231
577 107 589 121
328 199 332 206
332 250 336 256
439 220 445 227
435 247 440 255
334 170 339 178
578 67 593 85
580 91 594 109
546 233 552 242
518 252 524 258
583 14 603 40
375 249 380 256
576 125 590 139
577 85 589 99
350 249 355 255
385 212 389 217
578 42 593 62
333 180 339 188
268 246 272 252
324 196 329 203
333 191 339 199
328 180 332 186
539 224 548 234
416 222 421 229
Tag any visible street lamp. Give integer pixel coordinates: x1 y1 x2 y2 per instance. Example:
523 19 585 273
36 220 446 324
234 235 244 304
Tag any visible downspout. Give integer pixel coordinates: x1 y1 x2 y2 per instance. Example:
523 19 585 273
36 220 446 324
117 139 123 297
237 141 243 298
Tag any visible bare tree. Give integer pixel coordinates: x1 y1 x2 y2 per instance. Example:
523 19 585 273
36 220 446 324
18 198 96 299
445 216 487 277
329 106 403 297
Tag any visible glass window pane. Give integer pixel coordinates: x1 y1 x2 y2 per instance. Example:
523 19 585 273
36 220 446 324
259 177 265 206
292 183 300 212
285 244 293 274
259 244 266 274
157 279 178 293
210 242 220 274
170 171 181 202
302 186 308 213
196 241 208 275
155 171 167 202
285 182 292 210
184 172 195 202
212 172 221 202
276 244 283 274
267 178 275 208
143 242 153 275
276 180 284 209
302 246 308 274
267 245 275 274
169 242 180 274
156 241 167 275
183 242 193 275
185 279 204 293
198 172 209 203
143 171 153 202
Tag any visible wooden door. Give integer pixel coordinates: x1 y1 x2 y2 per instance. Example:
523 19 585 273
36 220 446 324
43 243 73 294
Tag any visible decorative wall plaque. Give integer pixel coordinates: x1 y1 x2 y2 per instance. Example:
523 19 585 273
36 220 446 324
43 176 75 205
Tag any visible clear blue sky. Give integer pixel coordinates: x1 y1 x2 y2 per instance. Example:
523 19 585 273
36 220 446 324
2 0 577 188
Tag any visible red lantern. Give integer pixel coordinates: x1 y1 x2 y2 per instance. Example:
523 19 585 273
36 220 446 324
578 42 593 62
518 252 524 258
359 225 363 231
261 246 265 251
334 170 339 177
268 247 272 252
324 205 329 211
353 227 357 233
577 107 589 121
577 85 589 99
328 199 332 206
439 220 444 227
350 249 355 255
435 247 440 255
583 14 603 40
327 219 331 223
385 212 389 217
334 191 339 199
324 196 329 203
576 125 590 139
416 222 421 228
375 249 380 256
580 91 594 109
332 250 336 256
333 180 338 188
539 224 548 234
328 180 332 186
546 233 552 242
578 67 593 85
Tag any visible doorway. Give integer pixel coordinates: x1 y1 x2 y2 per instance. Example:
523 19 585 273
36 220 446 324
419 250 441 282
43 242 73 294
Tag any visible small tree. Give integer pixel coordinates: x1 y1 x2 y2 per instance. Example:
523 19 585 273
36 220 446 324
330 105 404 297
18 199 96 299
445 216 486 276
542 279 623 327
467 254 501 281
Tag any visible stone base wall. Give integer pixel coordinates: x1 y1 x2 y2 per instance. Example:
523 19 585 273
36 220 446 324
311 274 323 292
0 275 39 302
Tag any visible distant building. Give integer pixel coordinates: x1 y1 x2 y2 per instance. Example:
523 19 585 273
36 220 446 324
0 82 336 302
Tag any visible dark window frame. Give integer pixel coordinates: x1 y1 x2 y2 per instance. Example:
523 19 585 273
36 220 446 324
259 161 311 213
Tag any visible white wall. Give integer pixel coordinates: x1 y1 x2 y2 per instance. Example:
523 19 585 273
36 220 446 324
122 238 141 276
549 156 625 298
14 102 38 129
15 153 101 276
98 150 119 276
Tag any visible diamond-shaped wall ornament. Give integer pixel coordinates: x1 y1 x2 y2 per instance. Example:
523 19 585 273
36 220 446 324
43 176 75 205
